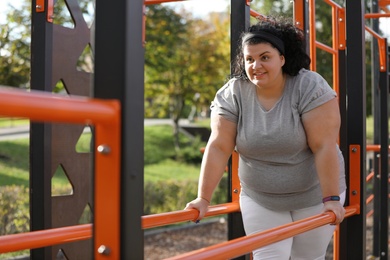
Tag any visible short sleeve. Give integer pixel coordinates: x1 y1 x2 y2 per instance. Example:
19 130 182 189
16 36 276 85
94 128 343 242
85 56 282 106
210 80 240 123
297 71 337 114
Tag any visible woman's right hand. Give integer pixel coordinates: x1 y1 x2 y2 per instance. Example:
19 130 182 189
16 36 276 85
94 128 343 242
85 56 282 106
184 197 210 222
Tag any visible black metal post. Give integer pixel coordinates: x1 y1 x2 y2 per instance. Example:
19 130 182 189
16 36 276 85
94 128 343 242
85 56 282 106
94 0 145 259
228 1 250 259
378 42 389 259
30 1 53 259
370 1 381 257
341 0 367 259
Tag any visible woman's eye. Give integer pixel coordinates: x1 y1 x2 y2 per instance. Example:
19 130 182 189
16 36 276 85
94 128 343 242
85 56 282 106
245 57 253 62
261 56 269 61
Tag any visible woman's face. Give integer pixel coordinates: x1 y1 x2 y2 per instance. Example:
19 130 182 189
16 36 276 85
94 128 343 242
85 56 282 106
243 42 285 88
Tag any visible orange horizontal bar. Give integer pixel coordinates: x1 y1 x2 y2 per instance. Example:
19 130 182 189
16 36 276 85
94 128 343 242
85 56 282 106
366 144 390 152
365 13 390 19
366 194 374 204
166 206 359 260
0 203 239 253
316 41 337 55
145 0 186 5
322 0 343 8
0 224 92 253
366 171 375 182
142 202 240 229
0 87 119 125
250 9 268 21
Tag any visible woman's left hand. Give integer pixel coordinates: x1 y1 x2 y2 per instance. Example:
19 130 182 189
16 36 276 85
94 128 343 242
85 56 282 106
322 201 345 225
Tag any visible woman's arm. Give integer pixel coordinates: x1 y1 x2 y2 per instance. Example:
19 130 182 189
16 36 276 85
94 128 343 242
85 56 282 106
185 113 237 221
301 98 345 224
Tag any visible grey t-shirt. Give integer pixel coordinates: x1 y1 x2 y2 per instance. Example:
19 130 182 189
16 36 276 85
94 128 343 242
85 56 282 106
211 69 346 211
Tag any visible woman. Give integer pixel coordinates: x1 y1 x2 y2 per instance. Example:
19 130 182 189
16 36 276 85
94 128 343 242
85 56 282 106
185 16 346 259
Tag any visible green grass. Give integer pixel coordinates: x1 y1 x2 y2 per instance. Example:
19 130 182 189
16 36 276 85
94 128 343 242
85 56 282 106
144 159 200 182
0 118 29 127
0 124 202 187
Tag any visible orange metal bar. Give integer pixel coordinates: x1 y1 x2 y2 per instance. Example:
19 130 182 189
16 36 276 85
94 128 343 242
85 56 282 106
365 13 390 18
337 8 346 51
165 206 359 260
308 0 316 71
143 202 240 229
0 224 92 253
333 225 340 260
366 144 390 152
35 0 45 12
231 151 240 202
366 194 374 204
47 0 54 23
0 87 121 259
322 0 343 8
366 171 374 182
365 26 387 72
349 145 361 213
94 113 121 259
316 41 337 55
0 88 118 125
0 204 240 253
293 0 305 31
145 0 186 5
250 9 267 21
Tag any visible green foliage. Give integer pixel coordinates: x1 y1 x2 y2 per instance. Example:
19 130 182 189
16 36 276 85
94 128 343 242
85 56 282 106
144 175 227 215
0 185 29 235
176 136 205 164
0 1 31 88
144 5 231 121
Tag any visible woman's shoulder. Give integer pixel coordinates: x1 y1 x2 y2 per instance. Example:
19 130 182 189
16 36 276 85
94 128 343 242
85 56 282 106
217 77 252 95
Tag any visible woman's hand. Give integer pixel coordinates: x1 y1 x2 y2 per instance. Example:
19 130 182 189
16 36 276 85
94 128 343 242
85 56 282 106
184 197 210 222
323 201 345 225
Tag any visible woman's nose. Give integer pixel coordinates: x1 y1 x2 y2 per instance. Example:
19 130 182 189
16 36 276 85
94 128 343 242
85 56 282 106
253 60 262 69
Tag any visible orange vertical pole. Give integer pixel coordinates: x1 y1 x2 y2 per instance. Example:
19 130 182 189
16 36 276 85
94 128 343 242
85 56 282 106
293 0 305 31
94 101 121 259
308 0 316 71
231 151 240 202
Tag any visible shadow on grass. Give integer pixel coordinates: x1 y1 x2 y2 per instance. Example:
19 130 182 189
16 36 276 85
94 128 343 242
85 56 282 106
0 139 29 186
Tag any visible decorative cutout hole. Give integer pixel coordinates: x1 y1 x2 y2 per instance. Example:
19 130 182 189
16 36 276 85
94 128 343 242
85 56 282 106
79 203 92 224
78 0 95 28
56 249 69 260
75 126 92 153
77 44 94 73
53 0 75 29
53 79 69 94
52 164 73 196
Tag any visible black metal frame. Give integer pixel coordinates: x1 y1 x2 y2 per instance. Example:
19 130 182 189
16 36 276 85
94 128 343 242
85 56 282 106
340 1 367 259
228 1 250 260
94 0 145 259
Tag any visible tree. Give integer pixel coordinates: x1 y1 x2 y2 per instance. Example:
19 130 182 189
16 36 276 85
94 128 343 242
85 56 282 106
144 5 230 151
0 1 31 88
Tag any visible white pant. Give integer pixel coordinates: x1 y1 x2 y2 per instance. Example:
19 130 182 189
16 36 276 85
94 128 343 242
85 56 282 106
239 191 346 260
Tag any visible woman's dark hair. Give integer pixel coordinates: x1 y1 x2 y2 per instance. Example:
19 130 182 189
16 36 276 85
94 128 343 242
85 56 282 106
231 16 311 79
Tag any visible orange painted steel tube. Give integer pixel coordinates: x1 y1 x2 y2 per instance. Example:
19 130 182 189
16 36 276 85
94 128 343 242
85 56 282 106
143 202 240 229
366 144 390 152
0 224 92 253
166 206 359 260
145 0 186 5
0 204 239 253
316 41 337 55
365 13 390 18
0 87 118 125
308 0 316 71
366 171 374 182
94 118 121 259
365 26 387 72
250 9 267 21
293 0 305 31
349 145 361 213
231 151 240 202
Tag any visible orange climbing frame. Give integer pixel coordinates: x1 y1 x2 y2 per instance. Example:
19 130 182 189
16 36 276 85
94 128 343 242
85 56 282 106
0 87 121 260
